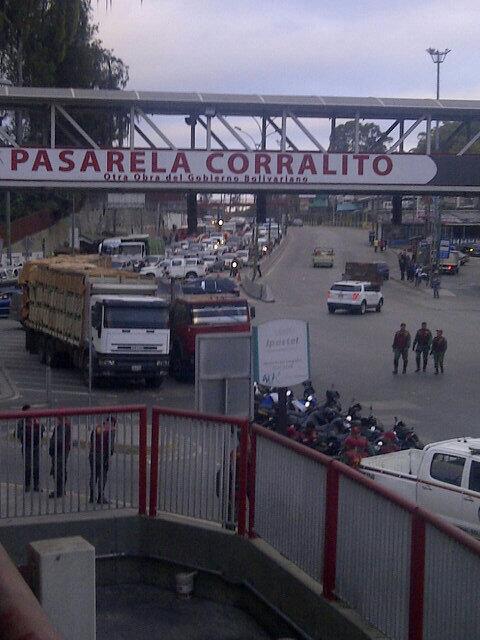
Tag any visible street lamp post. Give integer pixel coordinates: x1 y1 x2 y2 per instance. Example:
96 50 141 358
426 47 451 271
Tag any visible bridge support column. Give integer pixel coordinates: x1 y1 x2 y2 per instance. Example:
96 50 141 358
187 193 198 234
256 192 267 223
392 195 402 226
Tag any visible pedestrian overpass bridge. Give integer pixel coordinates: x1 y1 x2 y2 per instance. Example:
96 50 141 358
1 87 480 196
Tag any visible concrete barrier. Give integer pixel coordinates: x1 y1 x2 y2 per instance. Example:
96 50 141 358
240 276 275 303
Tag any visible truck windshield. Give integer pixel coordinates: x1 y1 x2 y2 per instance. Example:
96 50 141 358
192 303 248 325
104 305 168 329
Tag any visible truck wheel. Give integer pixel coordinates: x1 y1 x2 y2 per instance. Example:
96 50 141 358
359 300 367 315
25 329 38 354
327 305 336 314
185 271 197 279
170 344 186 381
375 299 384 312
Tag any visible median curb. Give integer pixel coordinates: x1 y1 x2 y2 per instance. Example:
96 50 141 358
240 276 275 303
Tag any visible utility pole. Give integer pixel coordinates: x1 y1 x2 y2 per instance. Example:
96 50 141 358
71 193 76 254
5 191 11 266
426 47 451 270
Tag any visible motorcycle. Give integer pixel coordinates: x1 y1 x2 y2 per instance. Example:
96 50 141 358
393 418 425 450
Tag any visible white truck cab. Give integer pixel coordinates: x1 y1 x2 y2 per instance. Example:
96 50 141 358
361 438 480 537
89 284 170 386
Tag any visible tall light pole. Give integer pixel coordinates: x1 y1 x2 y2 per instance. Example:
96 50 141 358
426 47 451 271
426 47 451 150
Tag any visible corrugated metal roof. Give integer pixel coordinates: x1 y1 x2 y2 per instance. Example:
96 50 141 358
1 87 480 119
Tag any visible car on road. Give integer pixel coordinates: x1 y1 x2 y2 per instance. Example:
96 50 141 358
291 218 303 227
373 261 390 280
139 259 167 279
0 290 12 317
450 249 468 265
164 257 207 279
439 253 460 275
312 247 334 268
460 243 480 257
327 281 383 315
181 277 239 296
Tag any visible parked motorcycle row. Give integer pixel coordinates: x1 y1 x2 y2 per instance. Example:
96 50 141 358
254 381 424 465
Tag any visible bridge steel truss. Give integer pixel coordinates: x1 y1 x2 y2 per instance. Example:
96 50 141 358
0 87 480 194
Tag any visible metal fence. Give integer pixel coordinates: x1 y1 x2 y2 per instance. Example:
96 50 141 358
336 473 411 640
253 429 327 581
250 423 480 640
150 407 249 531
0 405 147 518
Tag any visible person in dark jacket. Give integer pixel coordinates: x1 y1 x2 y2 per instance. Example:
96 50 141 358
398 252 407 280
49 416 71 498
431 329 448 374
89 416 116 504
413 322 433 372
16 404 44 492
392 323 411 374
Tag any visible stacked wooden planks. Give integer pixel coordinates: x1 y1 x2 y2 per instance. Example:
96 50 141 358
20 256 143 346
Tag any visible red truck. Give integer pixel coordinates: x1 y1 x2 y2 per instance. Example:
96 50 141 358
169 294 254 380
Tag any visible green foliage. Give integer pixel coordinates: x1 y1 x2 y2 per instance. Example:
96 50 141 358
0 0 129 145
329 121 392 153
413 121 480 154
0 1 129 222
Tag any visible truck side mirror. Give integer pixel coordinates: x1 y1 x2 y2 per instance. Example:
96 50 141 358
250 306 256 319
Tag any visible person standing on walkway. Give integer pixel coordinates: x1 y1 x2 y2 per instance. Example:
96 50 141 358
89 415 116 504
431 330 448 374
373 238 379 252
398 252 407 281
392 323 411 374
16 405 44 492
413 322 433 372
49 416 71 498
431 271 441 298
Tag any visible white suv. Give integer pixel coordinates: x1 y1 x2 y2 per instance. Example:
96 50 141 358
164 257 207 280
327 281 383 315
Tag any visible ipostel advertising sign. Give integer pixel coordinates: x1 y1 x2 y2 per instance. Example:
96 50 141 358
0 147 439 190
253 319 310 387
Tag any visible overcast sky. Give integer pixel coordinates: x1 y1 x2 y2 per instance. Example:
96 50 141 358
91 1 479 149
92 0 478 99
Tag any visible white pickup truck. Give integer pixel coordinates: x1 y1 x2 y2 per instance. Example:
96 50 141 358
360 438 480 536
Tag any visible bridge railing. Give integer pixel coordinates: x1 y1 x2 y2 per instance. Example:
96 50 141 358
250 423 480 640
150 407 249 532
0 405 147 518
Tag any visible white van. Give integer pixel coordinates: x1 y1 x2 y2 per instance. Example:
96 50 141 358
164 257 207 279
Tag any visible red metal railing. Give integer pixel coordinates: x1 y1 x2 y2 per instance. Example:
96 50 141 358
150 407 249 531
0 405 148 518
251 423 480 640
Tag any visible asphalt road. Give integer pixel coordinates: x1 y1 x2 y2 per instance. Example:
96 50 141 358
0 319 192 412
255 226 480 443
2 227 480 446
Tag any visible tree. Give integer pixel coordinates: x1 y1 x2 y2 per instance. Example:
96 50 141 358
329 121 392 153
0 1 130 223
0 0 129 146
413 121 480 155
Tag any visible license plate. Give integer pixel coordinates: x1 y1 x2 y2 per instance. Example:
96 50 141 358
131 365 141 372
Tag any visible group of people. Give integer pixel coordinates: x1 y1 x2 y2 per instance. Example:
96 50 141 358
16 406 116 504
398 251 441 297
392 323 448 375
368 231 386 252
